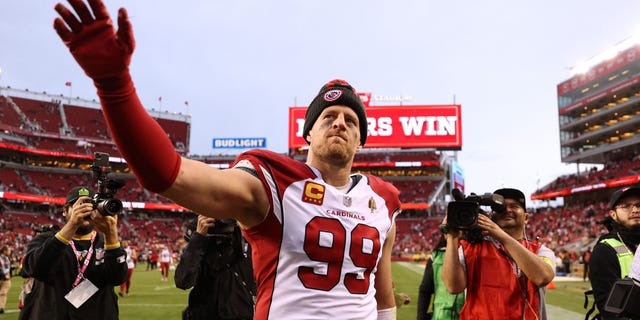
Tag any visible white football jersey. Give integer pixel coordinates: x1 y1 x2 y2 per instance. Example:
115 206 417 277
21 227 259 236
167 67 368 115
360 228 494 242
236 150 400 320
159 248 171 263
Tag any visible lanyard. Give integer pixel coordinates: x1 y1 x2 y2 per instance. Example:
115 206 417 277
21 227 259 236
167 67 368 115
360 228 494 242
486 236 529 277
69 232 96 287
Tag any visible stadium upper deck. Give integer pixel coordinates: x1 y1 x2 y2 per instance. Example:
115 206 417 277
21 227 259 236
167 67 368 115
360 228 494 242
1 86 451 216
0 86 191 156
533 39 640 202
557 43 640 164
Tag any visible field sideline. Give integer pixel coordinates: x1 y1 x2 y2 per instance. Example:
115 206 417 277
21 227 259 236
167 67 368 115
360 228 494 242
1 262 590 319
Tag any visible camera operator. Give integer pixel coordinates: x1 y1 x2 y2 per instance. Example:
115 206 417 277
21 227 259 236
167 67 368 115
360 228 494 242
18 186 128 320
175 215 256 320
442 188 555 320
589 187 640 320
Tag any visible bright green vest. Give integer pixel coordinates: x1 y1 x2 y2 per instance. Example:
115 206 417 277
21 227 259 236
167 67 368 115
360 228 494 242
600 238 634 278
431 250 464 320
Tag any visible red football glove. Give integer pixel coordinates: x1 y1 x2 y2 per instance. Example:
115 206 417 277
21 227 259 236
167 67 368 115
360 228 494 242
53 0 134 84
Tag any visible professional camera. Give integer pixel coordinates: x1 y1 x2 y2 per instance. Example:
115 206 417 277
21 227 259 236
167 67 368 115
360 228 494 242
208 219 237 236
445 188 506 230
183 218 238 242
89 152 125 216
32 224 61 234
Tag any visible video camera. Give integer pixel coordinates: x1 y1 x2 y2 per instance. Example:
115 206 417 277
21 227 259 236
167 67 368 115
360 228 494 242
89 152 125 216
444 188 506 230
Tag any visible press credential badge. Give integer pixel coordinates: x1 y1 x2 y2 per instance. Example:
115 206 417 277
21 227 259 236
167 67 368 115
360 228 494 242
65 279 99 308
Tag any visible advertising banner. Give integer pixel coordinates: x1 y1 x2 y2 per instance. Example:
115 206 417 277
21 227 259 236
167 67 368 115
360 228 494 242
212 138 267 149
288 105 462 149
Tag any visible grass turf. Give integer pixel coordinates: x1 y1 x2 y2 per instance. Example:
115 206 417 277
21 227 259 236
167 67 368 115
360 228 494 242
1 262 592 319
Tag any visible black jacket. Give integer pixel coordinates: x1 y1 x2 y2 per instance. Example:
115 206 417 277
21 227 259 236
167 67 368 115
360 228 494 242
175 229 255 320
417 253 435 320
589 223 640 320
19 230 128 320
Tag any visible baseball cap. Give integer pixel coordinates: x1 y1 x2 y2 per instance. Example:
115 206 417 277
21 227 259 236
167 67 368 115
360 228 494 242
609 186 640 209
302 79 368 146
65 186 95 205
494 188 526 209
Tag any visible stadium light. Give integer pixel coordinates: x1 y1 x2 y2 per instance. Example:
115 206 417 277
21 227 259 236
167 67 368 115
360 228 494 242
570 32 640 77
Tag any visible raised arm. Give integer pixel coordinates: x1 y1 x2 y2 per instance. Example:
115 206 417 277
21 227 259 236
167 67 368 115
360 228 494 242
53 0 268 227
476 215 554 286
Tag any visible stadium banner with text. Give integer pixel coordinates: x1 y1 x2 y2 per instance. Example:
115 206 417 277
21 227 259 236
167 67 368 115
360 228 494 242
212 137 267 149
288 105 462 149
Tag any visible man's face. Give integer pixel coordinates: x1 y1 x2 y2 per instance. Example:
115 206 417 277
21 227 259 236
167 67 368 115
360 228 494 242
610 194 640 229
492 199 527 230
307 105 361 165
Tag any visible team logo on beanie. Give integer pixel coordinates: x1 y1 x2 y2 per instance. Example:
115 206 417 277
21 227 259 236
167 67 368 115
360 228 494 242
324 90 343 102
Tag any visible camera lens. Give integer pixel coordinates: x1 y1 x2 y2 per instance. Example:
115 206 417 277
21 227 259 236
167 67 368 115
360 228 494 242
96 198 123 216
456 208 477 226
447 201 479 229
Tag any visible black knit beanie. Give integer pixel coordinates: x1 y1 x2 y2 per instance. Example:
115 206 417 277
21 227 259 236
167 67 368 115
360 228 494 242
302 79 368 146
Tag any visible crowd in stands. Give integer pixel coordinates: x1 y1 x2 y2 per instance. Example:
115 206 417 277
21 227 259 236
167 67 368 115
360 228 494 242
0 204 191 277
0 178 626 280
0 93 189 157
0 167 174 205
1 92 634 280
535 156 640 194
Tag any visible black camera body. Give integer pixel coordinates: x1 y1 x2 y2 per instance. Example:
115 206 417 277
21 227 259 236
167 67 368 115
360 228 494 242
446 188 505 230
33 224 61 234
90 152 125 216
208 219 237 236
604 278 640 318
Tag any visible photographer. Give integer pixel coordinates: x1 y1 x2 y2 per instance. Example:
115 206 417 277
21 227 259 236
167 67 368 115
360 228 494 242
18 186 128 320
442 188 555 320
589 187 640 320
175 215 255 320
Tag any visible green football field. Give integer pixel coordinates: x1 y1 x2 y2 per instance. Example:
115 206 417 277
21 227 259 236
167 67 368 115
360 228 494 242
2 262 591 319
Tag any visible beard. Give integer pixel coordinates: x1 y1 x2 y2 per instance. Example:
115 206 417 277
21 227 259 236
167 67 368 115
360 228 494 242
318 142 354 167
76 224 94 235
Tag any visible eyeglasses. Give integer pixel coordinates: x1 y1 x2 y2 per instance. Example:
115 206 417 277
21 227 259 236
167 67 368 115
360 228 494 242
615 202 640 211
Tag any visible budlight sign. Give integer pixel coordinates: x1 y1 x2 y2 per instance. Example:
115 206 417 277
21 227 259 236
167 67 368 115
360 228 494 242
212 138 267 149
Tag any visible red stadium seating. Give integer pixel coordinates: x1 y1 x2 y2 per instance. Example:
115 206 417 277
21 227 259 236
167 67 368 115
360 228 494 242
64 104 111 140
0 96 24 128
10 97 62 134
